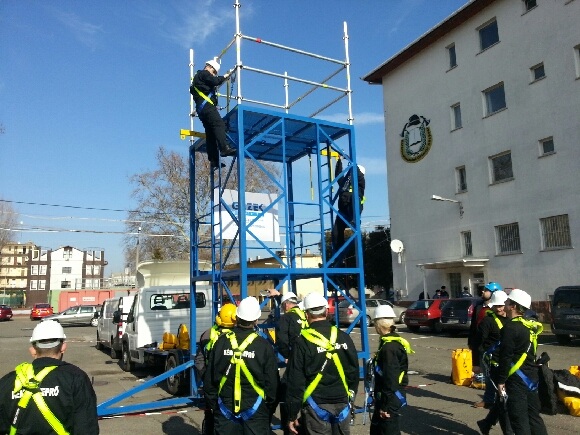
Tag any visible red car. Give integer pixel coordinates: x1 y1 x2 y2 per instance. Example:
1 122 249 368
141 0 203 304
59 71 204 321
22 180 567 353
0 305 13 321
30 303 54 320
404 299 449 333
326 295 346 322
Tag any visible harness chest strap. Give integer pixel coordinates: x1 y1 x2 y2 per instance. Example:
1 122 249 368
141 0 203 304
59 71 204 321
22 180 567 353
507 317 543 390
192 74 215 111
10 363 69 435
207 325 231 352
287 307 308 328
218 332 265 415
373 337 414 405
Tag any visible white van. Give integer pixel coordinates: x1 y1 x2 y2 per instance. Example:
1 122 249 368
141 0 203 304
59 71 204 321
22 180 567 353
97 295 135 359
120 285 212 371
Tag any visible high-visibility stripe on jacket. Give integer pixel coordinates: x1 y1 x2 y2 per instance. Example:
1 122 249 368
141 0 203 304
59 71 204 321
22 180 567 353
10 363 68 435
287 307 308 329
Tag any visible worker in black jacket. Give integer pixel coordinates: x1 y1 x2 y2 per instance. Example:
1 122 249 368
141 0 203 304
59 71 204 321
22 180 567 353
286 293 359 435
331 157 365 263
474 291 512 435
497 289 548 435
370 305 414 435
204 296 279 435
190 59 237 167
0 320 99 435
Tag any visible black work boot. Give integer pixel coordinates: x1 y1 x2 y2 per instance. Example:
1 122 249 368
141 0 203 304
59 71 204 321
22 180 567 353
476 419 491 435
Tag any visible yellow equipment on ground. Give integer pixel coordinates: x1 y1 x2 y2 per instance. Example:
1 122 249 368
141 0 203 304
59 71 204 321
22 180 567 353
451 348 473 386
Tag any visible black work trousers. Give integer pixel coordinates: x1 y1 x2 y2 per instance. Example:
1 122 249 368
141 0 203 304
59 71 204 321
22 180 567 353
480 366 513 434
198 103 229 163
213 400 271 435
369 407 400 435
301 403 351 435
505 377 548 435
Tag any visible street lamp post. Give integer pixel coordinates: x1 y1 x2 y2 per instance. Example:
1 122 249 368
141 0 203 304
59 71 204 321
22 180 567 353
135 227 141 273
431 194 464 218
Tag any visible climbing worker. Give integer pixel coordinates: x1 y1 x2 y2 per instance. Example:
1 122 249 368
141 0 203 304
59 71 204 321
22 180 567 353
369 304 414 435
474 290 513 435
496 289 548 435
0 320 99 434
285 292 359 435
468 281 502 382
190 59 237 168
331 157 365 264
196 302 237 435
203 296 279 435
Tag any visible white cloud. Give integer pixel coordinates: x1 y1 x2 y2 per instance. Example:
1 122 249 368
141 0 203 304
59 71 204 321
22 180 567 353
54 11 103 50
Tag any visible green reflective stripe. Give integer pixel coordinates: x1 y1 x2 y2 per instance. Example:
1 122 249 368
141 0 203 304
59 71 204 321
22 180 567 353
507 317 543 378
288 307 308 328
218 332 264 414
488 311 503 330
207 325 230 351
380 336 415 354
193 85 214 106
10 363 68 435
398 371 404 384
301 327 350 403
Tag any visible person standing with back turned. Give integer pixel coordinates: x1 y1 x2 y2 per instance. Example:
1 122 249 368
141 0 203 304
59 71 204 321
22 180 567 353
190 59 237 168
0 319 99 434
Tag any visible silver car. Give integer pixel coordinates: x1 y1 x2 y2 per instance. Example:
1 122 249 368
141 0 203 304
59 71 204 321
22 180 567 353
43 305 101 327
338 298 406 327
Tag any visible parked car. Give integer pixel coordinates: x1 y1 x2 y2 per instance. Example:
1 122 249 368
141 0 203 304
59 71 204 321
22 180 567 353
404 299 449 333
338 298 406 327
327 295 346 322
439 297 479 335
0 305 13 321
43 304 101 326
30 303 54 320
551 285 580 345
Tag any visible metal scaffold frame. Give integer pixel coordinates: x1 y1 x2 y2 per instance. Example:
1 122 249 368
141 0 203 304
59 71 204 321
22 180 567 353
98 0 368 418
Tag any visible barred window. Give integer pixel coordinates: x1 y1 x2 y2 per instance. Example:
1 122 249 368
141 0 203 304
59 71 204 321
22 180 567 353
541 215 571 250
462 231 473 256
496 223 521 254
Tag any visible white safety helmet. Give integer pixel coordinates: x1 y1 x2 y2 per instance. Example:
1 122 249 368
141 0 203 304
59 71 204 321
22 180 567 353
30 320 66 348
358 165 366 175
373 304 396 320
507 289 532 310
488 290 508 307
302 293 327 312
281 292 298 304
298 301 305 311
206 59 220 74
236 296 261 322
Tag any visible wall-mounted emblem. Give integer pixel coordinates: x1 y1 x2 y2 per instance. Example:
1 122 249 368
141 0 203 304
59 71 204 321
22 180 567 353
400 114 432 163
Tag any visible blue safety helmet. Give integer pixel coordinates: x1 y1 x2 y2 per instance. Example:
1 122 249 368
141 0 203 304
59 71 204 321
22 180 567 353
484 282 502 292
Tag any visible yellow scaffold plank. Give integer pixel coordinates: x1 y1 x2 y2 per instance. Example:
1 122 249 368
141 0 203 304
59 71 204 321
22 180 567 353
180 129 206 140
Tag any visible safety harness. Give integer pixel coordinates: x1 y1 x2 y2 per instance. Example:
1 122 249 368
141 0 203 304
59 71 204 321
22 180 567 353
342 172 366 205
10 363 69 435
300 326 352 424
506 317 543 391
206 325 231 352
373 336 414 407
192 73 215 112
482 311 505 368
288 307 308 329
217 332 265 422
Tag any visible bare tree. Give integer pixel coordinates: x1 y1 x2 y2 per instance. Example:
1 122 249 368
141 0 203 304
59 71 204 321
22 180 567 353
0 200 18 248
125 146 281 268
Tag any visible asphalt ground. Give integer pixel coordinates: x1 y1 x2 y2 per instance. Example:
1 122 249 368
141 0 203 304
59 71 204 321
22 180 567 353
1 316 578 434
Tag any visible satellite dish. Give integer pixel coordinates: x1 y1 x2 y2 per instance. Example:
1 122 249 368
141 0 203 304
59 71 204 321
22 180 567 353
390 239 404 253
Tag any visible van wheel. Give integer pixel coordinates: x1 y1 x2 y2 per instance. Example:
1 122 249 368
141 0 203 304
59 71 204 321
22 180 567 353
166 355 185 395
96 333 103 350
122 343 134 372
110 340 118 359
91 317 98 327
556 334 571 345
366 315 372 327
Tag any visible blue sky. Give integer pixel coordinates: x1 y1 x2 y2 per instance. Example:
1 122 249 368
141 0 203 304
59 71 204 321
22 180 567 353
0 0 468 274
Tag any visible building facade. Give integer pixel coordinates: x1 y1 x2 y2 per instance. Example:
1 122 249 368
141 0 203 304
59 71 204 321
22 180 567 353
0 242 37 306
364 0 580 301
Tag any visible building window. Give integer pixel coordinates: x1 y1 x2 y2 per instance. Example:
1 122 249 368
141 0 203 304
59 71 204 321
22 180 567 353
575 45 580 79
31 265 39 275
447 44 457 69
524 0 537 11
539 137 555 156
478 19 499 51
30 280 37 290
456 166 467 192
541 215 572 250
61 281 71 289
39 265 47 275
483 82 506 116
62 267 72 274
63 248 72 260
496 223 521 254
490 152 513 183
462 231 473 257
451 103 462 130
94 265 100 275
530 63 545 82
38 280 46 290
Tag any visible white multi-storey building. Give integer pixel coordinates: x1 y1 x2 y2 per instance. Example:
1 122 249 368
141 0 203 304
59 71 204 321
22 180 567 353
364 0 580 301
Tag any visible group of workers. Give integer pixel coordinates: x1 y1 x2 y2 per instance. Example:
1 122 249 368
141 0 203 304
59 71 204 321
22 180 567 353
468 283 548 435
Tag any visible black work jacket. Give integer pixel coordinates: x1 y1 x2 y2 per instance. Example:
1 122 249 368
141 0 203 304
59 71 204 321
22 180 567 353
190 69 226 107
276 309 305 359
203 326 279 413
285 320 359 420
0 357 99 435
497 317 539 386
335 158 365 208
374 333 409 413
476 311 508 360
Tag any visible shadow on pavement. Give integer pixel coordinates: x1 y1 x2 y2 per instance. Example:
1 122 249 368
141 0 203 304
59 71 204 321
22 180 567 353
400 405 479 434
406 385 474 407
161 415 199 434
